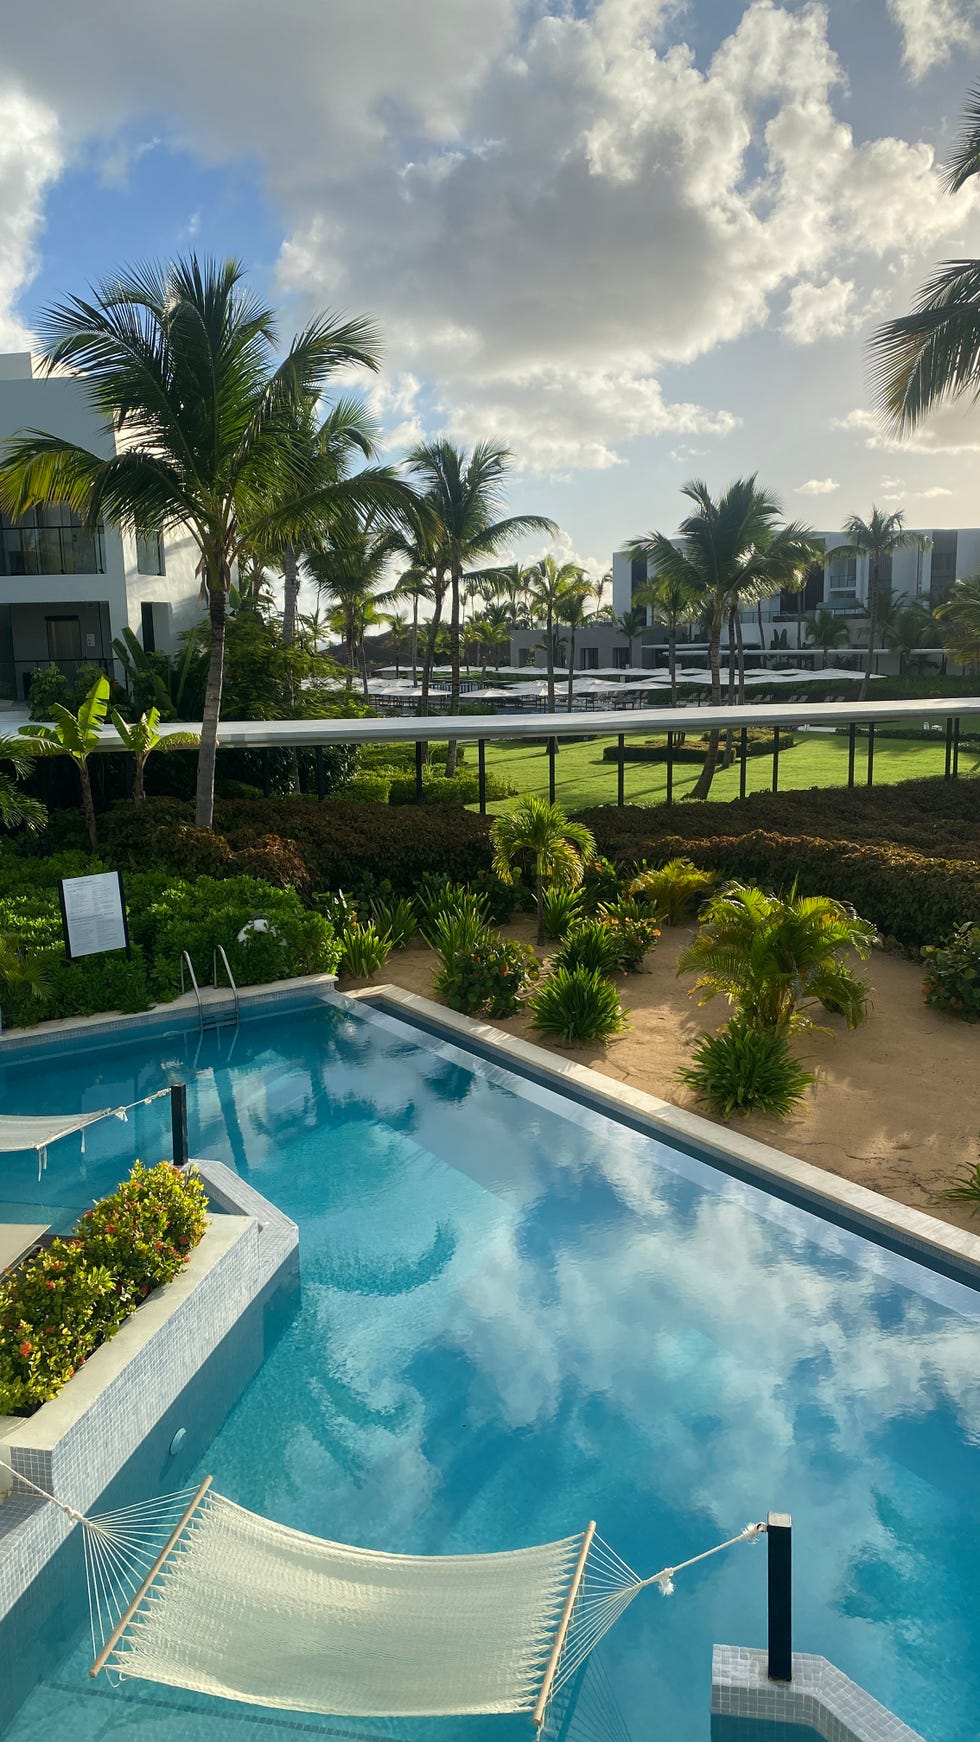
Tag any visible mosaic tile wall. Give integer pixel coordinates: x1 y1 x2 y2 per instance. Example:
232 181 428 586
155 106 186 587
711 1645 927 1742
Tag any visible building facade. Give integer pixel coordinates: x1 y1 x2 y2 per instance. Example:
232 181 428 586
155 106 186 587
0 353 204 701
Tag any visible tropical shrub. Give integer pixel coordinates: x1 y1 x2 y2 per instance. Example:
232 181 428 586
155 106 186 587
943 1156 980 1214
922 924 980 1022
423 905 491 962
368 895 417 950
553 920 623 978
433 934 538 1019
0 1162 208 1414
387 768 511 805
597 898 662 971
529 966 628 1045
628 858 719 923
579 856 621 913
677 884 874 1033
600 729 795 764
542 884 583 940
336 921 394 980
492 797 597 944
678 1019 816 1118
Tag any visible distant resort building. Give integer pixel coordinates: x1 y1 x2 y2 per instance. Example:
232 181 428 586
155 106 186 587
0 353 203 701
509 530 980 675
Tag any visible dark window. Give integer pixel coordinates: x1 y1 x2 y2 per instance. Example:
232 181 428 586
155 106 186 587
579 646 599 670
46 616 82 662
929 529 957 605
0 505 104 576
630 555 648 597
136 532 166 576
612 646 630 668
141 602 157 653
781 563 824 614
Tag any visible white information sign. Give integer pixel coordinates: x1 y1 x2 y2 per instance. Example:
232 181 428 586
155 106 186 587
59 871 129 961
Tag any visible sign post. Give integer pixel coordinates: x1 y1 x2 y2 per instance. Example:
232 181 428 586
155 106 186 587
58 871 131 962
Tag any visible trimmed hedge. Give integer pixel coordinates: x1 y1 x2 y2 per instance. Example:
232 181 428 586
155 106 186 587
600 730 796 765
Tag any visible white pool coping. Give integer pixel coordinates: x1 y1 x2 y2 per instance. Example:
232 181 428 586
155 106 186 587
358 984 980 1286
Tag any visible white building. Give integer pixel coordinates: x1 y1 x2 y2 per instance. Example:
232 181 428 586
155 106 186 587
0 353 204 702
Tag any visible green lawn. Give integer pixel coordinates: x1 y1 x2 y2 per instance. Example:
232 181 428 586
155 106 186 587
474 731 973 814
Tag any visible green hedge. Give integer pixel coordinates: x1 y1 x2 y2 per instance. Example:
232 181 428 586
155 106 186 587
600 730 796 765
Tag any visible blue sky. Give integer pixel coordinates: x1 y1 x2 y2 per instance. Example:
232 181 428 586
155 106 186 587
3 0 980 571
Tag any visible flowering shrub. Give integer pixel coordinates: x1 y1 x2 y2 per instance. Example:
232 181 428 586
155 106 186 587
433 934 539 1019
922 924 980 1022
0 1163 208 1415
596 898 662 972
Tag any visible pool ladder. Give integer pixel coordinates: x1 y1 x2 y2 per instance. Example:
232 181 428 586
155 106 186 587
180 946 240 1033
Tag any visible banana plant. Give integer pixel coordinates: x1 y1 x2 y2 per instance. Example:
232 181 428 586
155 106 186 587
19 675 111 849
109 707 201 802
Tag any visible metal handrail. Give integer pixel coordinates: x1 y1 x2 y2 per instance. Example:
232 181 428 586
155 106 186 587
179 950 203 1030
212 945 240 1026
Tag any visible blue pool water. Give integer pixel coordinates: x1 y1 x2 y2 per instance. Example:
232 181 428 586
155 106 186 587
1 996 978 1742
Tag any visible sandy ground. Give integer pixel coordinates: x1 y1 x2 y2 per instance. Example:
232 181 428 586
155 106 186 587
346 916 980 1234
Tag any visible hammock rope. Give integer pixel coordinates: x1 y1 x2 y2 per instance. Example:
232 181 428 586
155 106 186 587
0 1087 172 1180
7 1469 765 1726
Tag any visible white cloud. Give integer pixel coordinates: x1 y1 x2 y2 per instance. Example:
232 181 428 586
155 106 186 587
918 484 954 496
782 278 890 345
886 0 980 82
0 84 61 348
796 477 839 494
836 401 980 455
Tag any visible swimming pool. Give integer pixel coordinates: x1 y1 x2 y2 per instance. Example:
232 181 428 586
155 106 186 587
0 995 977 1741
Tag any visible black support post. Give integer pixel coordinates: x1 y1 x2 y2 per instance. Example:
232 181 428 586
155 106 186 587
866 722 876 788
847 722 856 789
767 1512 793 1683
617 733 625 808
478 740 487 814
666 731 674 806
548 737 556 804
953 716 961 778
315 745 326 802
772 726 780 794
945 715 953 779
261 749 271 799
739 727 748 801
170 1083 189 1170
415 740 425 804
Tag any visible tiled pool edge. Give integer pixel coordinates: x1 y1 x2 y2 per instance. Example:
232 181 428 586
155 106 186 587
0 1160 298 1628
0 972 338 1057
711 1646 927 1741
360 985 980 1288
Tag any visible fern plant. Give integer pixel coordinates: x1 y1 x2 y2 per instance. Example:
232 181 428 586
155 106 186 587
530 966 627 1045
337 921 393 980
368 895 417 951
552 920 622 978
678 1020 815 1118
542 884 583 940
628 858 718 923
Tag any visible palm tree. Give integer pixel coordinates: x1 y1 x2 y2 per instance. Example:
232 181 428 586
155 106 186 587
380 609 411 676
805 605 851 668
828 511 930 698
634 566 699 705
882 600 942 678
557 580 599 711
278 396 378 647
871 87 980 434
306 528 393 694
612 605 647 668
109 706 200 801
491 796 597 945
407 442 555 771
935 574 980 666
677 883 876 1034
19 673 110 848
0 256 409 829
631 484 816 790
526 556 589 711
0 737 45 836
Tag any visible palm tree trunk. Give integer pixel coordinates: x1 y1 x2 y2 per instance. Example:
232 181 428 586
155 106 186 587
419 577 445 719
281 546 300 645
78 757 98 849
689 601 723 801
411 594 419 685
735 610 746 704
669 621 678 707
860 557 879 702
546 609 556 712
132 755 145 803
360 637 369 700
535 869 545 946
195 580 227 829
446 564 461 777
567 635 575 712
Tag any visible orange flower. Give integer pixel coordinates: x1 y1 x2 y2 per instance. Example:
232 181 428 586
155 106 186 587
19 1341 32 1357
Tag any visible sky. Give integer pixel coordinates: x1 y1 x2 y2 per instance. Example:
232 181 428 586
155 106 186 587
2 0 980 574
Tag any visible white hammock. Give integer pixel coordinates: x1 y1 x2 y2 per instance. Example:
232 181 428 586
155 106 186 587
16 1472 765 1726
0 1088 171 1180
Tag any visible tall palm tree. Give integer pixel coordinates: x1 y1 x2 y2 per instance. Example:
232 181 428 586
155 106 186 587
828 511 930 699
491 796 596 945
630 482 817 798
633 565 699 705
935 575 980 666
527 556 589 711
871 86 980 434
883 600 943 678
307 528 393 695
0 257 409 828
407 442 555 770
556 580 599 711
612 605 647 668
278 396 378 646
805 604 851 668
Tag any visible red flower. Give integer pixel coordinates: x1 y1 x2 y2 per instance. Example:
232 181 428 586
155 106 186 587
45 1281 55 1290
19 1341 32 1357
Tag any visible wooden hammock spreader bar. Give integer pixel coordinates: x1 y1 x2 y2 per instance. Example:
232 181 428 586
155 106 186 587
532 1519 596 1730
89 1476 213 1679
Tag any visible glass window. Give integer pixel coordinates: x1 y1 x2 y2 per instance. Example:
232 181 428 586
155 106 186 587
613 647 630 668
46 616 82 661
579 646 599 669
136 532 166 576
0 506 104 576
